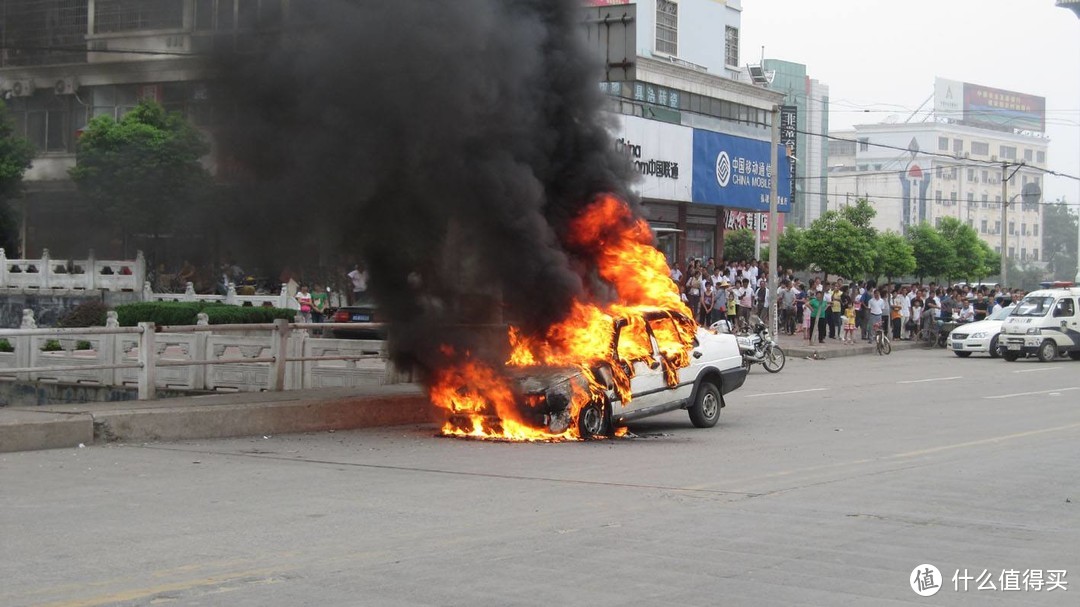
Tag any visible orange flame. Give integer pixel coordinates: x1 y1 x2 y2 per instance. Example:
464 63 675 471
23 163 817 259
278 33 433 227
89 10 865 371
428 194 697 441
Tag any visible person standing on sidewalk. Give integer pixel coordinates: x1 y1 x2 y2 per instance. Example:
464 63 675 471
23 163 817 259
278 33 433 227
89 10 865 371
808 289 827 344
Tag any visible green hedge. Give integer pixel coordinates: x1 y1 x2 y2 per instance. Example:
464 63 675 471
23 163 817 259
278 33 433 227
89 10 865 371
114 302 296 327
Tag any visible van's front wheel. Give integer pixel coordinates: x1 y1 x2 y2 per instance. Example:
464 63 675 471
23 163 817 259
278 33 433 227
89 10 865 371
1037 339 1057 362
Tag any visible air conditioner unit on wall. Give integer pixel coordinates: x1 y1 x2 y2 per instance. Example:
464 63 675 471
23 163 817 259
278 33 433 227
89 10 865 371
4 79 35 97
53 77 78 95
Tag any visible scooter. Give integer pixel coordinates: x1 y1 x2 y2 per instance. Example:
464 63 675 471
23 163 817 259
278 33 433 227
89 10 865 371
711 315 785 373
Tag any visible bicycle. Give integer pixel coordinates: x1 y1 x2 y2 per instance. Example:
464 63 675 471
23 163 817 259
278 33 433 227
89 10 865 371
873 321 892 355
917 319 941 348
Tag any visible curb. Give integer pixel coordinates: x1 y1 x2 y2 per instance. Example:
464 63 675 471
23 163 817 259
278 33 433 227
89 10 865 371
0 385 434 453
782 340 923 359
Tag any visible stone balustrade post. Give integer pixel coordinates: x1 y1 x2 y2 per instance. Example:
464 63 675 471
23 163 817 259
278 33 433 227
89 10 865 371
137 322 157 400
134 250 146 292
103 311 119 385
142 281 154 302
225 283 238 305
41 248 50 289
86 249 96 290
15 308 34 381
278 284 289 308
268 318 289 391
0 247 7 287
184 282 196 302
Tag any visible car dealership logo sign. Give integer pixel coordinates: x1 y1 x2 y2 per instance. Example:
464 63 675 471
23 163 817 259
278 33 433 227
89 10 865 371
715 151 731 188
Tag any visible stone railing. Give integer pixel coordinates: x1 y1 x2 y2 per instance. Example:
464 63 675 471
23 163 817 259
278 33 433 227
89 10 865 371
144 282 301 310
0 310 409 397
0 249 145 292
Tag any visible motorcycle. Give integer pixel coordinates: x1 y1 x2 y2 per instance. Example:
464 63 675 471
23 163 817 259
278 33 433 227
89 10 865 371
712 315 786 373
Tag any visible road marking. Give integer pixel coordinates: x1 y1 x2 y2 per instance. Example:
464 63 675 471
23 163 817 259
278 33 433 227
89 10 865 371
33 568 282 607
894 421 1080 457
744 387 827 398
897 376 963 384
984 387 1080 400
1013 367 1061 373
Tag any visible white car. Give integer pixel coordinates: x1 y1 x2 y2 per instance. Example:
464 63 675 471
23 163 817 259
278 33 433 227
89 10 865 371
948 305 1014 358
448 310 747 438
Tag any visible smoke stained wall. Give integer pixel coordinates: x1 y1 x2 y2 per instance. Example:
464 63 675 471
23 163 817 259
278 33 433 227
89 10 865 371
216 0 640 372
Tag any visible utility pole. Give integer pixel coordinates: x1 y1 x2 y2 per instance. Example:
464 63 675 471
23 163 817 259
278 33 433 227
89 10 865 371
768 105 780 337
1000 162 1008 287
1060 0 1080 283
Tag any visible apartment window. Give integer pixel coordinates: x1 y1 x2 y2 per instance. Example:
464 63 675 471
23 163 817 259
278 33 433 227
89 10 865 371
1033 249 1039 261
94 0 184 33
980 219 988 233
1021 248 1027 261
1034 224 1039 236
967 168 975 181
995 221 1001 233
935 191 943 205
5 92 86 153
724 26 739 67
967 193 974 206
1009 246 1015 257
981 170 988 183
935 166 942 178
950 192 958 206
981 194 988 208
1009 221 1015 235
995 195 1001 205
1037 151 1046 163
656 0 678 56
1021 223 1027 235
953 139 963 154
938 137 949 151
1000 145 1017 160
858 137 869 152
1024 149 1033 161
971 141 989 155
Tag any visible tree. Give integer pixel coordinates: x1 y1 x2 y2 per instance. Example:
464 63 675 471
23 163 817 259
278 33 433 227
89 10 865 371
1042 200 1078 281
0 100 36 255
936 216 986 282
871 231 916 283
776 226 807 271
977 240 1000 283
839 197 878 240
70 101 212 258
796 210 875 280
906 222 955 281
723 228 755 262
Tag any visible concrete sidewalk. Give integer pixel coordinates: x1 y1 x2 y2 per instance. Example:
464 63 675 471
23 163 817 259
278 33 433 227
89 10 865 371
0 384 433 454
774 329 925 359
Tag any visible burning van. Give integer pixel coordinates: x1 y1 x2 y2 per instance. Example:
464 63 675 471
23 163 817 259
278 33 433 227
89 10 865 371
428 194 747 441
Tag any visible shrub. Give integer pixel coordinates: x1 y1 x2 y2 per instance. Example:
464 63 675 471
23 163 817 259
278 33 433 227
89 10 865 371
41 339 62 352
59 300 109 327
75 340 93 351
114 301 296 326
0 338 13 353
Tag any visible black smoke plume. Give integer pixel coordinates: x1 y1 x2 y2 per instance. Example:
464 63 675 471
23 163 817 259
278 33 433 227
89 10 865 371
215 0 638 372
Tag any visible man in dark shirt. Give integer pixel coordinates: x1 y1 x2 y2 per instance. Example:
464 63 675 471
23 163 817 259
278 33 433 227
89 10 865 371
972 291 989 321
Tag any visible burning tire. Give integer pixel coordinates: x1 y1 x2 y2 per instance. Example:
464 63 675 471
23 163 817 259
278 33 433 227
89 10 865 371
577 401 612 439
688 382 721 428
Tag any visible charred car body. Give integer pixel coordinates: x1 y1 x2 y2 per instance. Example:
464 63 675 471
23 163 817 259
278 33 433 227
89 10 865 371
446 310 747 438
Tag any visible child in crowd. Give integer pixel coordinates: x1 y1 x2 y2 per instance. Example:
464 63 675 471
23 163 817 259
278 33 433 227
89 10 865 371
842 306 856 344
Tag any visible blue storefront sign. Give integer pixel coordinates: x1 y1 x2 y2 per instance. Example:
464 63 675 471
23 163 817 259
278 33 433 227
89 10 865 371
691 129 791 212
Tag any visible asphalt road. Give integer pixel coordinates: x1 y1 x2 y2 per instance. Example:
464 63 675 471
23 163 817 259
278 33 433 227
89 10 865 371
2 349 1079 606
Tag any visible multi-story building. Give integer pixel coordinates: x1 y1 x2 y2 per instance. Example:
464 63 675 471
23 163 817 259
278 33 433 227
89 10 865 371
827 79 1049 267
0 0 280 257
762 58 829 229
585 0 790 265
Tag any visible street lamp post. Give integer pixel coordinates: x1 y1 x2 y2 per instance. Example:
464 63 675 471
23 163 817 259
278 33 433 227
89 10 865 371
1059 1 1080 283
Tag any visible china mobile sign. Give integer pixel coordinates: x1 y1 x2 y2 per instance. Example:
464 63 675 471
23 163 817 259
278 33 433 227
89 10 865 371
691 129 792 212
611 114 693 202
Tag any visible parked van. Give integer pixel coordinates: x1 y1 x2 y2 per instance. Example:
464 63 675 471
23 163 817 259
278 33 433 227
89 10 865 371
999 287 1080 362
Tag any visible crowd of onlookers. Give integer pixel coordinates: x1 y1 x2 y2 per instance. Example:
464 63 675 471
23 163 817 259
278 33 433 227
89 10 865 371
671 256 1027 346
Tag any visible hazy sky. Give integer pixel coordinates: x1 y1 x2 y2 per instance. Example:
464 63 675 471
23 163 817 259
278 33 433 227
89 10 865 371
741 0 1080 206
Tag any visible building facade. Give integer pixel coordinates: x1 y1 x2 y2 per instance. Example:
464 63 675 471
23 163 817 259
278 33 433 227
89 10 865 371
828 122 1048 265
763 58 829 229
585 0 790 266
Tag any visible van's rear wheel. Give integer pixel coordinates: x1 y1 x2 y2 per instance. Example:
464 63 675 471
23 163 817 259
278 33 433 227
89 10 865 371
1037 339 1057 363
1002 351 1020 362
688 382 721 428
954 351 972 358
1070 351 1080 361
